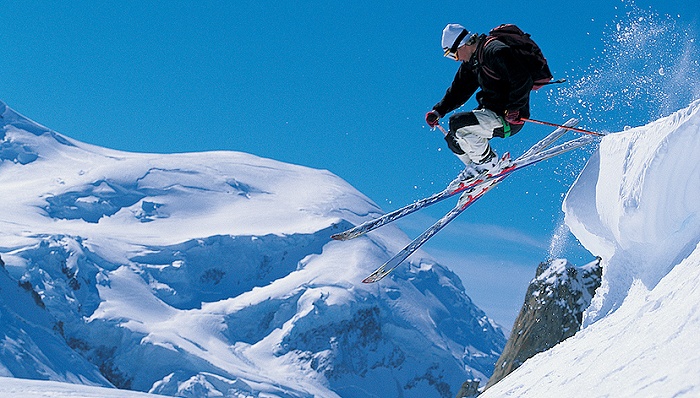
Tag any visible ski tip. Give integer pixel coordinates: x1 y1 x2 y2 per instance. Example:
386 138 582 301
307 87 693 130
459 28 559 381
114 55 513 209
362 268 387 283
362 274 386 283
332 231 360 241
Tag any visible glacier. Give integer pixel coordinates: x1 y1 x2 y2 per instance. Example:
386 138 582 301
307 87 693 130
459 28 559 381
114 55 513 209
481 100 700 397
0 101 506 398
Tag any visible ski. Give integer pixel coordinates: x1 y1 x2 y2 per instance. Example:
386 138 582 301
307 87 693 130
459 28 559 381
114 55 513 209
362 133 595 283
332 118 579 241
362 181 499 283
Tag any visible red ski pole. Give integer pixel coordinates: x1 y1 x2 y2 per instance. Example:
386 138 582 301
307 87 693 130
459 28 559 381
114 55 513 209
521 118 605 137
435 124 449 137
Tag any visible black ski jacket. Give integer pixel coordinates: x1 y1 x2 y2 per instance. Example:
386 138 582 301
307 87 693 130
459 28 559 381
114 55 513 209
432 35 533 119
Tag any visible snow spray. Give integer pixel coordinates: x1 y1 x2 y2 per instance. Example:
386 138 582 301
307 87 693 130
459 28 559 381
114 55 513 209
551 0 700 131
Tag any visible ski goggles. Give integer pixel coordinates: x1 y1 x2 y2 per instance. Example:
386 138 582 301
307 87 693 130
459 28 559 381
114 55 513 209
443 47 459 60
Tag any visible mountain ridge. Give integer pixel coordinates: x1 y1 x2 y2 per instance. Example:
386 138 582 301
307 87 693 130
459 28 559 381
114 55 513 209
0 100 505 397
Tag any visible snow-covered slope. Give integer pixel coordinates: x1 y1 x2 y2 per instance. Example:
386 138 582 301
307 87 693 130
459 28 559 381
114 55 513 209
0 101 505 397
0 261 109 385
0 376 162 398
481 100 700 397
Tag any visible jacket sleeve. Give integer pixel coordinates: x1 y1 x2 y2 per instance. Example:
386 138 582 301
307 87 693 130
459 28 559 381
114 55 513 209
490 45 533 112
432 63 479 117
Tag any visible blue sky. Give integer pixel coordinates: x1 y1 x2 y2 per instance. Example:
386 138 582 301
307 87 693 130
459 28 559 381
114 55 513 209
2 1 698 328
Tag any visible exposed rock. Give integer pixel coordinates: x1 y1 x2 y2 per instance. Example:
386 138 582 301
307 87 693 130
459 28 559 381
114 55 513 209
483 257 602 390
455 379 480 398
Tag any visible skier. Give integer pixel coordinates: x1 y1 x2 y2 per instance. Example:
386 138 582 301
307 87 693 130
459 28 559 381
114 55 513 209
425 23 536 172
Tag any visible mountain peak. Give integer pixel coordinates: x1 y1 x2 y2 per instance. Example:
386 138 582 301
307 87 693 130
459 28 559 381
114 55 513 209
0 101 505 397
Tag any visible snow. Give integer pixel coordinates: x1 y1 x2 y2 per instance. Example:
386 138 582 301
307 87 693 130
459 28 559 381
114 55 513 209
566 99 700 325
480 100 700 397
2 74 700 397
0 101 505 397
0 376 162 398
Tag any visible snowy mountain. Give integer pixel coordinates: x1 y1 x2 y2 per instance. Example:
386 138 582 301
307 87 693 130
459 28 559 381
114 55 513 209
481 100 700 397
0 101 505 398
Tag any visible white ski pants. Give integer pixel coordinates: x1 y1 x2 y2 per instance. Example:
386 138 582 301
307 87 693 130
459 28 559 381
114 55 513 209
448 108 503 165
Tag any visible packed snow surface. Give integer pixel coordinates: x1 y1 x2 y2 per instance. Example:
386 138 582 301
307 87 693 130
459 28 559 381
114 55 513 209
0 101 505 398
481 101 700 397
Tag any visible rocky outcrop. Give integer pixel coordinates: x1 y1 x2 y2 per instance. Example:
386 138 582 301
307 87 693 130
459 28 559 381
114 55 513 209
455 379 480 398
483 257 602 390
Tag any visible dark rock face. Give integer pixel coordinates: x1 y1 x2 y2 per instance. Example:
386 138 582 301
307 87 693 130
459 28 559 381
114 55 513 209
455 379 480 398
483 257 602 391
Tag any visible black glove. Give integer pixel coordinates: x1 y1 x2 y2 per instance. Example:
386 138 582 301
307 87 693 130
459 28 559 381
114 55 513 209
425 110 441 128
